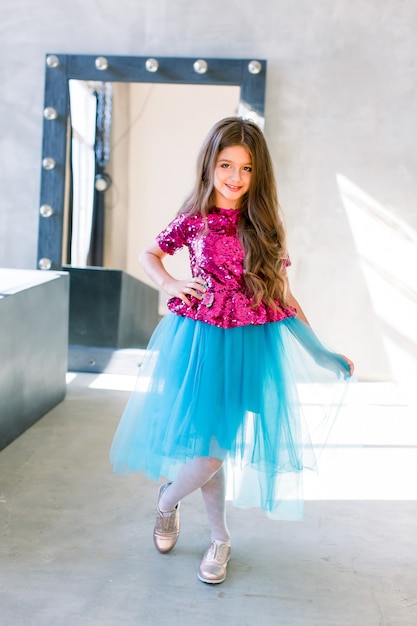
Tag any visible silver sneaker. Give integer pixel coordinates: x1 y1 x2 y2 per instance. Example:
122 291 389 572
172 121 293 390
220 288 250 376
198 540 231 584
153 483 180 553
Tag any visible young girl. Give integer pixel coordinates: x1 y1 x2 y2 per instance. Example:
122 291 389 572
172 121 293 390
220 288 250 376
110 117 354 585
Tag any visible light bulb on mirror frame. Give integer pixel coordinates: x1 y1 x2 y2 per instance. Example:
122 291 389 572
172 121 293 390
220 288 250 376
95 172 112 192
237 101 265 130
193 59 208 74
43 107 58 121
38 258 52 270
95 56 109 71
248 60 262 75
42 157 56 170
39 204 54 218
46 54 60 68
145 58 159 72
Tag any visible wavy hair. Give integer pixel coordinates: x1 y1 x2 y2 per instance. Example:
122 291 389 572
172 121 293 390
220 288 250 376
180 116 288 307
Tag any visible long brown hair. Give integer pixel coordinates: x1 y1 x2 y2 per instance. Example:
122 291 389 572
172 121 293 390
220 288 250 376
180 117 288 307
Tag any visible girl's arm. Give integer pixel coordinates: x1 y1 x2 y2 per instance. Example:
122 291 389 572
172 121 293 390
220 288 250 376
139 241 207 306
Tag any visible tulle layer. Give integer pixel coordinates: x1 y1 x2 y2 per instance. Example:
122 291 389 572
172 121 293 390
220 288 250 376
110 313 351 520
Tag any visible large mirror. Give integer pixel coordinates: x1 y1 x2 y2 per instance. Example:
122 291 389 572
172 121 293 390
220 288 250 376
37 54 267 290
65 79 242 289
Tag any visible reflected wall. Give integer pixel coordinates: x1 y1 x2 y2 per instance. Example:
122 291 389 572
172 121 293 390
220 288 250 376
107 82 240 293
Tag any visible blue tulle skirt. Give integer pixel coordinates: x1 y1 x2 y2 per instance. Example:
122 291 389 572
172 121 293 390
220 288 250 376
110 313 351 520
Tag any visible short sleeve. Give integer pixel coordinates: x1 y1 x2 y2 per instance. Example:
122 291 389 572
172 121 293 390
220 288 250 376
156 213 189 255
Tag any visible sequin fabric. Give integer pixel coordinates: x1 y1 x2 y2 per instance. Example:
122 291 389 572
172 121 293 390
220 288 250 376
156 207 296 329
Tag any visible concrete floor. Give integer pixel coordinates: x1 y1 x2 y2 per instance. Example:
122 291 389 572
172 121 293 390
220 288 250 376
1 373 416 626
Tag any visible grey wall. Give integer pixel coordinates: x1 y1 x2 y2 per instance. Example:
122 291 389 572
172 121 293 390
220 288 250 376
1 0 416 384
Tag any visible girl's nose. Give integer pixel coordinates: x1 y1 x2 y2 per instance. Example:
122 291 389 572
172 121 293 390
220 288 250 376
230 168 241 182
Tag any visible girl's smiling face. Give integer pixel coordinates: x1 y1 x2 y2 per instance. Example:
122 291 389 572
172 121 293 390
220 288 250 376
213 145 252 209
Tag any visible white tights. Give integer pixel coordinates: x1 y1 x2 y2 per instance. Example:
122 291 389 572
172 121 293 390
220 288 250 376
158 457 231 543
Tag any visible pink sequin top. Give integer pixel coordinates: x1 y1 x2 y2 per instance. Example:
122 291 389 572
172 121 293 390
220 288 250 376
156 207 297 329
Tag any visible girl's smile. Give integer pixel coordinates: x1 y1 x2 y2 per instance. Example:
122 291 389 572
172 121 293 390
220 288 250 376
213 145 252 209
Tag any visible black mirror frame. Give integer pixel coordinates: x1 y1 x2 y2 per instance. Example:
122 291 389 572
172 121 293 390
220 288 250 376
37 54 267 271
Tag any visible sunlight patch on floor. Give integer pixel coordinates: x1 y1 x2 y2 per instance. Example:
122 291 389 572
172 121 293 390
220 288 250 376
67 371 416 502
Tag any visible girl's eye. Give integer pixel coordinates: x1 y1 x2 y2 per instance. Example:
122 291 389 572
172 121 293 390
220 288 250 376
220 163 230 168
244 166 252 172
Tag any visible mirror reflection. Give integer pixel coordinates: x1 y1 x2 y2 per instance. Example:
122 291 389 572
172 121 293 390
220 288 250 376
66 81 241 290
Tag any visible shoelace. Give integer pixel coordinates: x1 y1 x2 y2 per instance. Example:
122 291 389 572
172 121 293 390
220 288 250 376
206 542 230 564
158 508 177 532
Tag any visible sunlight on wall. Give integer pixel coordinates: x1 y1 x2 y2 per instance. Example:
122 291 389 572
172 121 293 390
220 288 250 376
337 174 417 397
